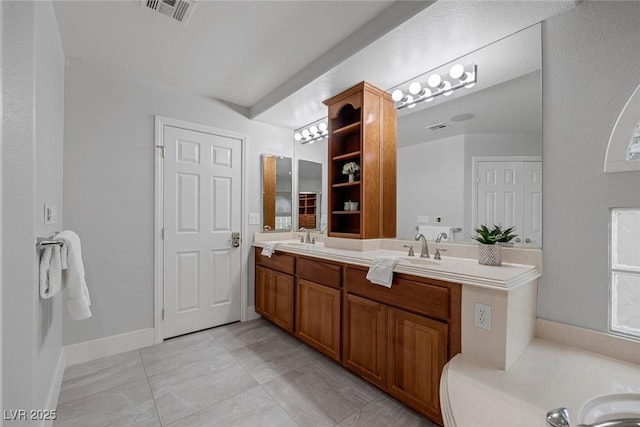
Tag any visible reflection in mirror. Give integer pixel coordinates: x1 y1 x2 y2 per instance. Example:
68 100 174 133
294 134 328 230
298 160 322 229
261 154 292 231
393 24 542 247
290 25 543 247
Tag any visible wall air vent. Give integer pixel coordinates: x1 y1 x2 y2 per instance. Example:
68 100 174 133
143 0 196 25
425 123 448 131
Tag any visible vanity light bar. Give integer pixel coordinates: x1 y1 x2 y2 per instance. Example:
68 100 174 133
294 121 328 144
391 64 477 110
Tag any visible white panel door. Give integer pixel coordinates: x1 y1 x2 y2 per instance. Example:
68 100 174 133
163 125 241 338
475 160 542 247
522 161 542 247
476 161 523 234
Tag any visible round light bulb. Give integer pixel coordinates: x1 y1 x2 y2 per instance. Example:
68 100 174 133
310 125 318 135
422 88 432 98
449 64 465 80
405 95 415 108
465 72 476 88
408 81 422 95
427 74 442 88
442 81 453 96
424 96 434 103
308 140 315 144
391 89 404 102
302 129 310 138
318 122 327 131
294 132 302 141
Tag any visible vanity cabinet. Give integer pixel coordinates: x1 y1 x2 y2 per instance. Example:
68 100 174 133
294 257 342 361
254 252 295 333
323 81 397 239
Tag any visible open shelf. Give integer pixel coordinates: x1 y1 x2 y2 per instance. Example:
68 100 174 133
332 181 360 188
332 151 361 162
333 121 361 136
331 210 361 215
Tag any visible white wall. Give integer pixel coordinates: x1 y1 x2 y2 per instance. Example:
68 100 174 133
3 0 65 418
539 1 640 332
63 59 292 345
396 135 465 240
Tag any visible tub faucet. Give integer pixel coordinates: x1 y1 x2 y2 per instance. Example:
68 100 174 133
415 233 430 258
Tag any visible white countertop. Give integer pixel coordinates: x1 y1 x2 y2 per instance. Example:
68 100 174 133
253 239 541 291
441 338 640 427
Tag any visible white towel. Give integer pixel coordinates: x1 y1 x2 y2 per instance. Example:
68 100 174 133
261 242 278 258
39 244 62 299
366 256 408 288
58 230 92 320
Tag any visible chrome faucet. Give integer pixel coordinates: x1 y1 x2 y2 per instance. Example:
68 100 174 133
415 233 430 258
298 227 311 243
435 232 448 243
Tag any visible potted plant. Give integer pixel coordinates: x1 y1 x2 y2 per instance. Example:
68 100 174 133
472 225 517 266
342 161 360 182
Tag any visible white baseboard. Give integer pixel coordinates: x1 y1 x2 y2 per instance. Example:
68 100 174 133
246 305 261 321
64 328 155 366
41 349 65 427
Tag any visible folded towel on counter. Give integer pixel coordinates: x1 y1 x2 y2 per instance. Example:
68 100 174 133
39 244 62 299
366 256 409 288
261 242 278 258
58 230 92 320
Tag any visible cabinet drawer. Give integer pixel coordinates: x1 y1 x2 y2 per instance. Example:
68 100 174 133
255 250 295 275
297 257 342 289
345 266 450 321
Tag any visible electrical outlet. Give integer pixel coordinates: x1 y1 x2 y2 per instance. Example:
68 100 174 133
248 213 260 225
474 303 492 330
417 216 430 224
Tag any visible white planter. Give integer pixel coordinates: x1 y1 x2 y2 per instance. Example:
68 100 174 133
348 173 355 182
478 243 502 266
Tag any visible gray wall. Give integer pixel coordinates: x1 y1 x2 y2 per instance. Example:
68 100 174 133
539 1 640 331
63 59 292 345
3 0 65 417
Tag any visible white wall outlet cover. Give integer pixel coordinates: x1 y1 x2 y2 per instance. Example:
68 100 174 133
474 302 492 330
417 216 430 224
248 213 260 225
44 204 56 225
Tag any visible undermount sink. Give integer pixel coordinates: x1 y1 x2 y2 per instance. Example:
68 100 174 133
401 256 442 266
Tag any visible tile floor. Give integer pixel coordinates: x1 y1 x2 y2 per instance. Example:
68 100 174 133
55 318 435 427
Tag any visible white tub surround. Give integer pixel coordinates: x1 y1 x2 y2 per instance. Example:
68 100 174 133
440 338 640 427
253 233 541 370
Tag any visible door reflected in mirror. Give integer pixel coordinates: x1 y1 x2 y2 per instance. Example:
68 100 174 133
261 154 292 231
298 160 322 229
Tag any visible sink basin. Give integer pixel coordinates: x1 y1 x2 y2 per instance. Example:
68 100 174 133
401 256 442 266
579 393 640 426
281 242 323 250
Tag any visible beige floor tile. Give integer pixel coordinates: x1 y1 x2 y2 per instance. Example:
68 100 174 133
336 394 435 427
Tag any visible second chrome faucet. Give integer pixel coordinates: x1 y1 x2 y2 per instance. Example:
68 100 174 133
415 233 429 258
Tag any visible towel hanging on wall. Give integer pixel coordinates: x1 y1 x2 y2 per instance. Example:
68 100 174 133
58 230 92 320
39 244 62 299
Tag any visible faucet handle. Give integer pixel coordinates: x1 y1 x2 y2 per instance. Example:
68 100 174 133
546 408 570 427
402 245 414 257
434 248 447 260
300 235 305 243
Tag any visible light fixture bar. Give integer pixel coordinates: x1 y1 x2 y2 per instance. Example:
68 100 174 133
391 64 477 110
294 119 328 144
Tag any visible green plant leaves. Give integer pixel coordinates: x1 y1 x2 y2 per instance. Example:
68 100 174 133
472 224 518 245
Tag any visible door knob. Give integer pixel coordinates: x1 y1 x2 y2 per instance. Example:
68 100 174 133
231 232 240 247
515 238 521 243
525 238 532 243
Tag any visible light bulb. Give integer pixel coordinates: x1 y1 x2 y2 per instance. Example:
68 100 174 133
427 74 442 88
422 88 432 99
391 89 404 102
405 95 415 108
408 81 422 95
442 81 453 96
449 64 465 80
294 132 302 141
318 122 327 131
302 129 310 138
308 140 315 144
322 129 328 135
310 125 318 135
424 96 434 103
465 72 476 88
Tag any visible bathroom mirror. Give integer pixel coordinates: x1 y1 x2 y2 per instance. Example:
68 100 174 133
261 154 292 231
292 24 543 247
294 137 328 230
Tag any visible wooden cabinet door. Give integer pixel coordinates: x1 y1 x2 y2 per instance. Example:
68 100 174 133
387 307 448 424
255 266 293 333
343 294 387 388
271 270 294 333
255 265 271 319
295 279 341 361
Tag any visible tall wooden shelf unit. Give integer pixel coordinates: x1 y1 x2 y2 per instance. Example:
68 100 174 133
323 81 397 239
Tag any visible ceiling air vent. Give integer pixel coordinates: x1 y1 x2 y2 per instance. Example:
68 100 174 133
144 0 196 25
425 123 448 131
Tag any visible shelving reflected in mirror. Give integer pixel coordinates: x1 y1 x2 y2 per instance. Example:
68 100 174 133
261 154 292 232
294 133 328 231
